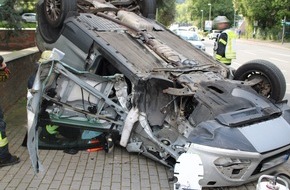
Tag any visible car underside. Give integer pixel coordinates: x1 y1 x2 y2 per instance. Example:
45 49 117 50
27 0 290 189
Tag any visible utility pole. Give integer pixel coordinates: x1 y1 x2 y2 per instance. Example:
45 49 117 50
201 10 204 31
208 3 211 21
282 16 286 44
233 10 236 28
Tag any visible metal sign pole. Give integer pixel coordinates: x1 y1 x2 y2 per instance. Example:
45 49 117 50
282 16 286 44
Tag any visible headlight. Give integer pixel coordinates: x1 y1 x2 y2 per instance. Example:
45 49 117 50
214 157 251 179
260 154 289 172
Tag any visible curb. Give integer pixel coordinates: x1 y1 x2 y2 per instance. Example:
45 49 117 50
237 39 290 50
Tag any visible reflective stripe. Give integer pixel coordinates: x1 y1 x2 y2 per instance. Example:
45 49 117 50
218 57 232 65
219 38 227 45
46 125 59 135
215 54 222 59
0 137 8 147
224 29 237 59
215 54 232 65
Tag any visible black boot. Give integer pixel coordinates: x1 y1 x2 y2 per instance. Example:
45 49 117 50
0 154 20 167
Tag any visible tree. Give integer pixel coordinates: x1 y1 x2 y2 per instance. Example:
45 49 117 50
16 0 37 13
235 0 290 29
0 0 21 32
234 0 290 39
175 0 193 25
175 0 235 29
156 0 176 26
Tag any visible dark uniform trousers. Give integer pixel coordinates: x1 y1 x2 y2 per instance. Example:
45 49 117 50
0 106 10 159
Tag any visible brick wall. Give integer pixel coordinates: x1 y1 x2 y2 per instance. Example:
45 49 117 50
0 29 36 50
0 49 40 112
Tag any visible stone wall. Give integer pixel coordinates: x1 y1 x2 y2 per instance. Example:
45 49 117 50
0 47 40 112
0 29 36 51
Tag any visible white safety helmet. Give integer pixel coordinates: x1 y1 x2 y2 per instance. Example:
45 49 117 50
214 16 229 24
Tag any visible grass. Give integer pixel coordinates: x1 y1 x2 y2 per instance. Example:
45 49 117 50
0 21 36 28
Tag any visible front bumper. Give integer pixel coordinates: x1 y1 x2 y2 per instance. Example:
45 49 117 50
185 143 290 187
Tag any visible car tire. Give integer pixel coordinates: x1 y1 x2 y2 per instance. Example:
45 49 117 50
44 0 77 28
233 59 286 102
138 0 156 19
37 0 77 43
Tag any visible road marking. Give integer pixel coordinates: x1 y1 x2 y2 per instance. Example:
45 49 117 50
269 58 289 63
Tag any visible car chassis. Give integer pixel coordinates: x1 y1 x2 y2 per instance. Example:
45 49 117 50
27 0 290 189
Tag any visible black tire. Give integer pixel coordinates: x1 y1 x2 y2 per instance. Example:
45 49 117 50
233 59 286 102
37 0 77 43
138 0 156 19
44 0 77 28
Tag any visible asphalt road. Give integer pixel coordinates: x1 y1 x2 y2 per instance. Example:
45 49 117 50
203 38 290 102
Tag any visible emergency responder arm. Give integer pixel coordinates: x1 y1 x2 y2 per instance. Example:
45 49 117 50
0 62 11 82
0 62 6 69
216 33 228 58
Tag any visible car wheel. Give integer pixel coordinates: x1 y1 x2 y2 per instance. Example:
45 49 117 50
37 0 77 43
233 59 286 102
138 0 156 19
44 0 77 28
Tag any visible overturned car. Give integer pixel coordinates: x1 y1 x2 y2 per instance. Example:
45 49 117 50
27 0 290 188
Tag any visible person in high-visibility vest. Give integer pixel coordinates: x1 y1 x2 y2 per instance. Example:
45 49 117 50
213 16 237 65
0 55 20 167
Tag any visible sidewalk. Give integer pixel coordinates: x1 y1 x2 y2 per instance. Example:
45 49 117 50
238 38 290 49
1 100 290 190
1 99 174 190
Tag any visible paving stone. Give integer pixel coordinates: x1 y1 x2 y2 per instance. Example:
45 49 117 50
81 177 93 186
73 172 84 181
15 183 29 190
8 178 21 188
92 173 103 182
20 174 34 183
70 180 81 190
48 180 61 189
28 179 42 188
99 186 111 190
58 184 70 190
131 182 141 190
111 182 121 189
91 181 101 190
0 182 8 189
121 177 130 186
101 177 112 186
80 185 91 190
62 176 73 185
2 100 290 190
121 186 131 190
68 162 78 170
37 184 50 190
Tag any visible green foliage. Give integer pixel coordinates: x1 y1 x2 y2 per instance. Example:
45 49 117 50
22 22 37 28
15 0 37 13
175 0 194 25
0 0 22 42
0 0 21 28
234 0 290 29
156 0 176 26
175 0 235 29
233 0 290 40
